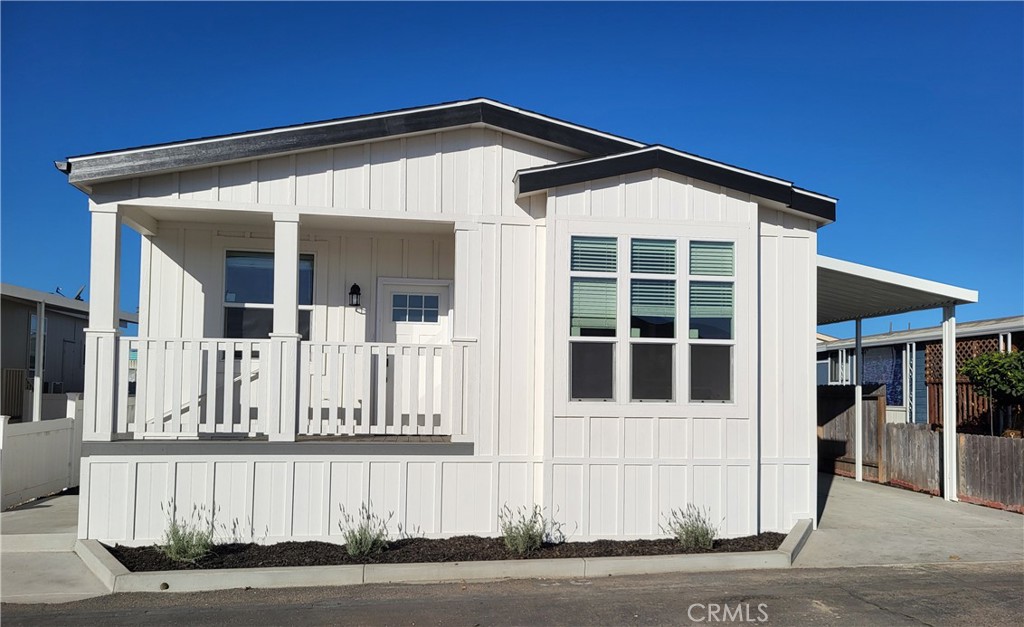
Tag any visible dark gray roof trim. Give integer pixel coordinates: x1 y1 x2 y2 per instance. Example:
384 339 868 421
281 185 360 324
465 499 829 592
516 147 836 222
62 100 641 186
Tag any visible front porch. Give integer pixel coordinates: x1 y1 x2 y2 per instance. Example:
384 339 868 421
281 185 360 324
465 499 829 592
83 204 477 443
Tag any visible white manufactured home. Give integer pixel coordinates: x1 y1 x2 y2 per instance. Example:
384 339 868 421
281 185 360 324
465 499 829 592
58 98 977 545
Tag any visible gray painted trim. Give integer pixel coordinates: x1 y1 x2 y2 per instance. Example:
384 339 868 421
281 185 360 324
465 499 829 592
63 101 638 186
82 441 474 457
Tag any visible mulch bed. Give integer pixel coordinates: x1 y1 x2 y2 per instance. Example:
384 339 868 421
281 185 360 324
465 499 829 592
106 533 786 572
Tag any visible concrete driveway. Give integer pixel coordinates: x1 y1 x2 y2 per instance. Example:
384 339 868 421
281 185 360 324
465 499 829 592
1 493 108 604
795 473 1024 567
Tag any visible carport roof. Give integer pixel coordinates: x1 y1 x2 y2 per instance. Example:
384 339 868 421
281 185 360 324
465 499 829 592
817 255 978 325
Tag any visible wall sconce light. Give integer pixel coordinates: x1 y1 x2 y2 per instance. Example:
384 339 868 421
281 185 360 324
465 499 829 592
348 283 361 307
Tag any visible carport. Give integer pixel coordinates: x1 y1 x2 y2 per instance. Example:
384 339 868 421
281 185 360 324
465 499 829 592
817 255 978 500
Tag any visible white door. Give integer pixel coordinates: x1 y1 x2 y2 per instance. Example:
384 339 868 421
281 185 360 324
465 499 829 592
379 283 451 345
378 281 451 430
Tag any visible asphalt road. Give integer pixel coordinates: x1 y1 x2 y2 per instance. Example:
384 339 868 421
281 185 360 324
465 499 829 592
3 562 1022 626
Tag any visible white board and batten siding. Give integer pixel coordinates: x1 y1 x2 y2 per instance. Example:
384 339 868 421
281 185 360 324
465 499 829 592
758 208 818 532
91 128 575 220
544 170 762 538
79 455 542 546
81 126 820 542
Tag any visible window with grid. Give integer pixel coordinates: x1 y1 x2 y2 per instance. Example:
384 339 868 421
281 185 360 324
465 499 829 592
223 251 314 340
569 237 617 400
688 241 734 401
567 236 736 404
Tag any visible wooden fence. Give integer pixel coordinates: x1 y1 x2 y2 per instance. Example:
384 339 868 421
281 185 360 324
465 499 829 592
818 386 1024 512
817 384 887 481
882 423 940 495
958 433 1024 513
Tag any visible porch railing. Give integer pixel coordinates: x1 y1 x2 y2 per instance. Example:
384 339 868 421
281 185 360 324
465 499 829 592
114 337 468 439
116 338 271 438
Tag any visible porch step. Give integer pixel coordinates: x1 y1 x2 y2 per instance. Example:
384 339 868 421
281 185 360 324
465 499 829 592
1 533 77 553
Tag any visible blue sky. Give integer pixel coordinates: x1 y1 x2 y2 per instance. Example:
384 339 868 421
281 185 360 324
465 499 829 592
2 2 1021 338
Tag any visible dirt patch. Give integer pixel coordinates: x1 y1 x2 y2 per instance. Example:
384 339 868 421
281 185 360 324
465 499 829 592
106 533 786 572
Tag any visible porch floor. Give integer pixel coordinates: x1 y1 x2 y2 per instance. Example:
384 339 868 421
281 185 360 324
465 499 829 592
296 434 451 443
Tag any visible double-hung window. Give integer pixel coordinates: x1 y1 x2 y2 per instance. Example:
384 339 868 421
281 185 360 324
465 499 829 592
567 235 736 404
688 241 734 401
223 251 314 340
630 239 677 401
569 237 617 400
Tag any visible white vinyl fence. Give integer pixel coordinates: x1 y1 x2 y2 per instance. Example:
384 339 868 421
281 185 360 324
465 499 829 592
0 394 83 509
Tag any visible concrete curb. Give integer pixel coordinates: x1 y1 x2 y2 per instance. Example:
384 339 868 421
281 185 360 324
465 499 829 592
76 518 814 593
1 533 77 553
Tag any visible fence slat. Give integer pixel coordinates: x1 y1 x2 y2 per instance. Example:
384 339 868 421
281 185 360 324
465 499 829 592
170 340 183 434
327 346 340 436
408 346 421 435
189 340 202 433
374 346 388 435
116 339 130 433
204 341 218 434
423 347 435 436
135 340 148 437
343 346 356 435
393 346 405 434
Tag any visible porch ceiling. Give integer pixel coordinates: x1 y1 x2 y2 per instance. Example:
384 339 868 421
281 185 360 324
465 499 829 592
817 255 978 325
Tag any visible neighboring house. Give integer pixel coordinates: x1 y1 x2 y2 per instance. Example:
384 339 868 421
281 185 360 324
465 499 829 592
818 316 1023 428
56 98 975 545
0 283 136 421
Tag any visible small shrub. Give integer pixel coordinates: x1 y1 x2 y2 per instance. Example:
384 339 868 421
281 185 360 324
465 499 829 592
497 504 566 556
661 504 718 551
338 503 393 558
158 503 215 564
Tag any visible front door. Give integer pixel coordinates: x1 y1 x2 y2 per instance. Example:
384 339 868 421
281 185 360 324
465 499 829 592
377 281 451 430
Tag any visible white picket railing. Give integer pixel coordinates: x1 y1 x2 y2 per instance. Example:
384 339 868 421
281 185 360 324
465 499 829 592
116 338 270 438
115 338 468 439
298 342 463 436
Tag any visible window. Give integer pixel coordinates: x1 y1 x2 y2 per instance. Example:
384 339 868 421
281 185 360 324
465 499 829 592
630 239 676 400
568 237 617 400
223 251 314 340
688 241 734 401
392 294 440 323
566 235 736 404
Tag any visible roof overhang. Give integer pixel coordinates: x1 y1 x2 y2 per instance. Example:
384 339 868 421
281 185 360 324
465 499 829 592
58 98 643 188
514 146 836 223
817 255 978 325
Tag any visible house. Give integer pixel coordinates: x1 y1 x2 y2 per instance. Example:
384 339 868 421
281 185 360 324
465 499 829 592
818 316 1023 429
1 283 136 421
56 98 976 545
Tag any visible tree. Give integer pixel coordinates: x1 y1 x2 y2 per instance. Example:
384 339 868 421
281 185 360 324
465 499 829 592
960 351 1024 434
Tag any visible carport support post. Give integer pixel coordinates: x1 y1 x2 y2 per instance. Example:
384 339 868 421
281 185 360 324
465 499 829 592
31 301 45 421
854 318 864 482
942 305 958 501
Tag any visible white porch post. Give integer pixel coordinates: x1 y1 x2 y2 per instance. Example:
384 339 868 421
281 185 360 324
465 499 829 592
31 301 45 421
83 206 122 441
269 213 300 442
854 318 864 482
942 305 958 501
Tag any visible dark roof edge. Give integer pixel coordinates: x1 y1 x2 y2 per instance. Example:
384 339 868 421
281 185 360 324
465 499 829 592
516 147 837 223
62 99 643 185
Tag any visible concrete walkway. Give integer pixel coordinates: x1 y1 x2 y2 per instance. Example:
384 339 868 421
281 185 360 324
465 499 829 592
795 473 1024 567
1 493 108 604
